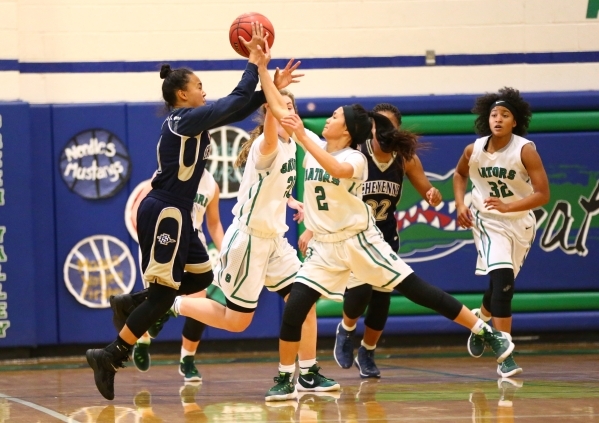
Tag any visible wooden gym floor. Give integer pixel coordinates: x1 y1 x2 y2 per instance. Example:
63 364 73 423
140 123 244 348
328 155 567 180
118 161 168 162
0 342 598 422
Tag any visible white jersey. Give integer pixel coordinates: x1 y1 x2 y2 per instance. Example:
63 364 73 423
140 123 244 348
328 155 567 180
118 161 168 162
469 134 535 219
303 140 371 241
192 171 217 245
233 135 297 235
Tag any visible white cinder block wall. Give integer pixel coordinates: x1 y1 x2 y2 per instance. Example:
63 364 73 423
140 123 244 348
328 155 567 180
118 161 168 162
1 0 598 103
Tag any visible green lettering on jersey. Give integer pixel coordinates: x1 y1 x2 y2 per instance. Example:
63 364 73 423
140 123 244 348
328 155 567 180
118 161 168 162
0 227 4 243
0 247 6 262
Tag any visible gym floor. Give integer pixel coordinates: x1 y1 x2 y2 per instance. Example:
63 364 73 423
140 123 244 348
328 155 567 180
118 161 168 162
0 342 598 422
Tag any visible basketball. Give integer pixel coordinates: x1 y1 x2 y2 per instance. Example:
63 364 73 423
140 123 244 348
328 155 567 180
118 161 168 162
229 12 275 58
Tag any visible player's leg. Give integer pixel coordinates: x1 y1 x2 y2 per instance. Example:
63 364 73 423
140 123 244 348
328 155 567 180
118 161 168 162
354 288 391 378
348 226 516 366
333 280 372 369
268 237 340 393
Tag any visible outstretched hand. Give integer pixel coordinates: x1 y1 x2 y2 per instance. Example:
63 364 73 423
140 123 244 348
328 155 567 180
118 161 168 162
274 59 304 89
240 22 268 66
280 114 306 138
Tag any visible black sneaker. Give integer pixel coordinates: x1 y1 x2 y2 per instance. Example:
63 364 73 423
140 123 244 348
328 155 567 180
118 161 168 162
333 323 355 369
354 346 381 378
86 344 129 400
109 289 148 332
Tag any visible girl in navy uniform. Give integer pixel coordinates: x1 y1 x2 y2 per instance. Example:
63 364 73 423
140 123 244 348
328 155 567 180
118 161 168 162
454 87 550 378
86 24 300 400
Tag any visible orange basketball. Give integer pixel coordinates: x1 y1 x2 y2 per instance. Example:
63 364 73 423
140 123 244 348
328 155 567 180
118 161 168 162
229 12 275 58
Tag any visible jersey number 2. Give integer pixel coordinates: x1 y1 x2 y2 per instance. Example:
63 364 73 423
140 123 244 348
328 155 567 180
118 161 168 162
315 186 329 211
488 180 514 198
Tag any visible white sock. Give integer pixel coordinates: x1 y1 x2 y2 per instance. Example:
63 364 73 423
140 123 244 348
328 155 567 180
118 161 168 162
181 347 196 361
173 296 182 315
278 363 296 374
471 318 491 335
342 321 357 332
479 310 492 322
298 359 316 374
361 340 376 350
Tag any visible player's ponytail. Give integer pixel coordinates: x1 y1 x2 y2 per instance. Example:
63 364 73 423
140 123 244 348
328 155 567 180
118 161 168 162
369 112 418 163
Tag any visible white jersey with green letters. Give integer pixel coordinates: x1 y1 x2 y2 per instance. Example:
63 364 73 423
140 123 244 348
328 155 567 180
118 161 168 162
469 134 534 219
233 135 297 236
303 140 371 241
192 170 217 247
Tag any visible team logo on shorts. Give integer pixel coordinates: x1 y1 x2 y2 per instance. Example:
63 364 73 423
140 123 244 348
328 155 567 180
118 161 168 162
157 233 177 245
396 169 474 263
59 128 132 199
206 125 248 199
63 235 136 308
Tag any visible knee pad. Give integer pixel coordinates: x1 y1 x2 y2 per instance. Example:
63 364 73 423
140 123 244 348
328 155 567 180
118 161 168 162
482 278 493 312
182 317 206 342
280 283 321 342
364 290 391 331
343 284 372 320
395 273 462 320
490 268 515 318
179 270 214 295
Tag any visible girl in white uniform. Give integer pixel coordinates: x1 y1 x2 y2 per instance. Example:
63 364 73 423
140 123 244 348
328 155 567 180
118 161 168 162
129 170 224 382
454 87 550 378
265 103 519 401
174 49 340 393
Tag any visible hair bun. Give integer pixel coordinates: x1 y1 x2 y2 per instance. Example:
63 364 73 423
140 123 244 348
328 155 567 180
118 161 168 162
160 64 172 79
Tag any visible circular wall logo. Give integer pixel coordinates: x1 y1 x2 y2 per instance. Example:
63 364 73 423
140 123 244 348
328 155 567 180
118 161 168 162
63 235 136 308
59 128 132 199
206 125 248 199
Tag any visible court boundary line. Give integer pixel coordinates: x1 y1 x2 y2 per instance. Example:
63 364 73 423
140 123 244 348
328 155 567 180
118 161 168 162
0 392 81 423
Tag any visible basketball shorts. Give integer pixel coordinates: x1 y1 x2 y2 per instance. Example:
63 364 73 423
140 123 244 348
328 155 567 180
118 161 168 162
137 196 211 290
214 219 300 309
471 208 536 278
296 224 414 301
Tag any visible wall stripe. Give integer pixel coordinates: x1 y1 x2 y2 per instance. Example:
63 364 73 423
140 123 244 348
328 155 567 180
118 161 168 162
3 51 599 74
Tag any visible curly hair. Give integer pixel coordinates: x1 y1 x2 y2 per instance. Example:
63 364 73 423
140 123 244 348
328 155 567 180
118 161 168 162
234 89 298 168
472 87 532 136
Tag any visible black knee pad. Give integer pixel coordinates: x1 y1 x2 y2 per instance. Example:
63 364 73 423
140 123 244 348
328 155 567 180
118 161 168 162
126 283 178 338
280 283 321 342
489 268 515 318
179 270 214 296
364 290 391 331
182 317 206 342
343 284 373 320
275 284 293 299
482 278 493 312
395 273 462 320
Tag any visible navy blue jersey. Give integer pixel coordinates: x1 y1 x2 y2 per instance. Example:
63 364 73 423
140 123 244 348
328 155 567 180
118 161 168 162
151 63 266 209
360 140 404 251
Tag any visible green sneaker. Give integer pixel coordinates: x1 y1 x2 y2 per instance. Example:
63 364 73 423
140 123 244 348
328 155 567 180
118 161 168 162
132 342 151 372
497 354 523 378
265 372 297 402
148 309 176 339
179 356 202 383
296 365 341 392
482 328 514 363
467 309 486 358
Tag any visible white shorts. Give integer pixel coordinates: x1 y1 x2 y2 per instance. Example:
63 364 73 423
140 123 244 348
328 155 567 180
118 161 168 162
296 224 413 301
346 272 393 293
214 220 300 309
471 208 536 278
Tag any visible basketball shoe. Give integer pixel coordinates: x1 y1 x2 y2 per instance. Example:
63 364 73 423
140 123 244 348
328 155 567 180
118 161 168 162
179 356 202 383
296 364 340 392
354 346 381 378
132 342 151 372
333 322 355 369
109 288 148 332
481 327 514 363
265 372 297 401
497 353 523 378
467 308 486 358
86 340 130 400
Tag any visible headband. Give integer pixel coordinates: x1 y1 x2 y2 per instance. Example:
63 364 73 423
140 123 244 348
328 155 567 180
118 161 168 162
490 100 517 117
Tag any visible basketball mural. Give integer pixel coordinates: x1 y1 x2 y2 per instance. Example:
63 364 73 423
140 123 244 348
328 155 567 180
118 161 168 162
206 125 248 199
63 235 136 308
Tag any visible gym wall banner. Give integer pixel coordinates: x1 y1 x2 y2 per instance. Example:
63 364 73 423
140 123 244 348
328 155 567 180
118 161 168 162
59 128 132 199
